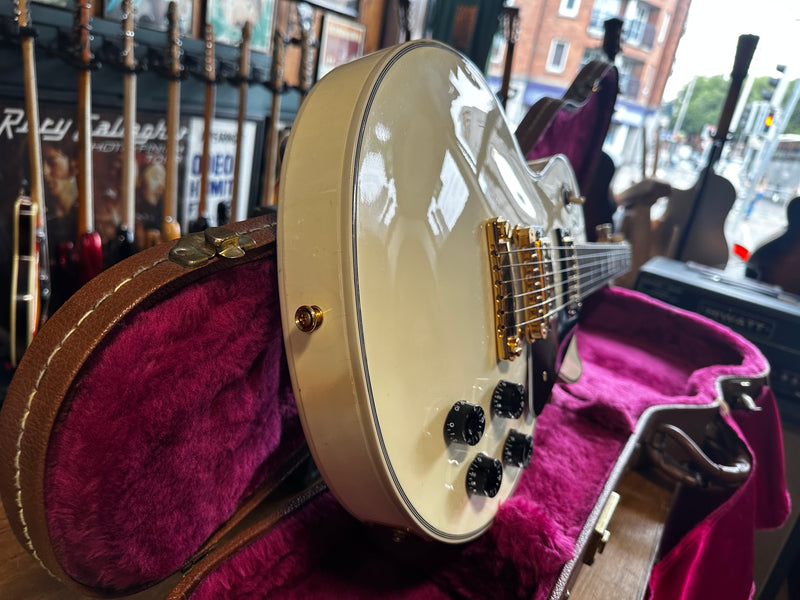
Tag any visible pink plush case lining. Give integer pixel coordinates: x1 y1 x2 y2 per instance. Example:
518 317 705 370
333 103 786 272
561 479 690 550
44 257 304 593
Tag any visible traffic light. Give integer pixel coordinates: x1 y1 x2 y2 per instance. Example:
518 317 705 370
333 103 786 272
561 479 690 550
761 65 787 101
764 111 774 131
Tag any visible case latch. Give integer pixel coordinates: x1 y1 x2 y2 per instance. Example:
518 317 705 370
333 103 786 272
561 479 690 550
169 227 256 268
583 491 619 565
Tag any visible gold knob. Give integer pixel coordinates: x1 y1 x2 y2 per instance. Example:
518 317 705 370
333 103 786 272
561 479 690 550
295 305 323 333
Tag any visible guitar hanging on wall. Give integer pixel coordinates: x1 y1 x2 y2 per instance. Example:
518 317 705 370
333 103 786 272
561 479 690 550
278 41 631 543
9 0 52 366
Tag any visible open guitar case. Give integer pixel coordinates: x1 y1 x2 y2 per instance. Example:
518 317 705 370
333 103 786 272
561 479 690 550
0 43 791 600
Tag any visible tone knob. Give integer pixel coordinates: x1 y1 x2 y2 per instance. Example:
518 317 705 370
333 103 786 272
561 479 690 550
444 401 485 446
491 380 526 419
466 453 503 497
503 430 534 468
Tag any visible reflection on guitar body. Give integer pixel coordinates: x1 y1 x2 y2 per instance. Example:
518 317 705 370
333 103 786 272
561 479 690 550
278 41 630 542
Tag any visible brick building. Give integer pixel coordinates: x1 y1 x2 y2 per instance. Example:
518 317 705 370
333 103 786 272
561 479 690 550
487 0 692 160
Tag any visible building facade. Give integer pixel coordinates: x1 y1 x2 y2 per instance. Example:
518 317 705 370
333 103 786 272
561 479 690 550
487 0 692 161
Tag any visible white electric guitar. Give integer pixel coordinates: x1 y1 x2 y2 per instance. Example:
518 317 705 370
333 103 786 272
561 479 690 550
278 41 630 543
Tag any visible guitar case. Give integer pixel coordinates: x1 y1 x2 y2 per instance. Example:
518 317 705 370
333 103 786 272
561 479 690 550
516 58 620 243
0 208 789 599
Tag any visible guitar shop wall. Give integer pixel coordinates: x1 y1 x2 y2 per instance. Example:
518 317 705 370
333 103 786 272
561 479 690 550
0 0 387 375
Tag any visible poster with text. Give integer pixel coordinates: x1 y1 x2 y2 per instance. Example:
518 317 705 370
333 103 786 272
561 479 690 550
0 102 189 329
181 116 258 228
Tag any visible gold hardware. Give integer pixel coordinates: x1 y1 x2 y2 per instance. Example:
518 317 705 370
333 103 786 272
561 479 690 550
295 305 323 332
486 218 554 361
169 227 256 268
595 223 612 243
583 491 619 565
568 195 584 205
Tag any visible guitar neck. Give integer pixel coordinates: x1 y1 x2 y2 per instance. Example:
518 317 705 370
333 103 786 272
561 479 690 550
121 0 137 234
572 242 632 302
708 34 759 167
230 22 252 222
77 68 94 235
16 0 50 321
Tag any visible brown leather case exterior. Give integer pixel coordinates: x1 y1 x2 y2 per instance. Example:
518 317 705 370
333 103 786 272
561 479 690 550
0 214 283 596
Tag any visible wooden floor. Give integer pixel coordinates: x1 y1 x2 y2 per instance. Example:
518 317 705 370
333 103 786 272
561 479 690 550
0 511 177 599
570 470 675 600
0 470 672 599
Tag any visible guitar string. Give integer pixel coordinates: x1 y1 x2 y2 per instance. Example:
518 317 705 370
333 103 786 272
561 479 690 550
508 250 630 273
494 260 629 323
500 262 623 300
495 247 631 265
496 251 631 284
511 268 620 326
497 244 629 257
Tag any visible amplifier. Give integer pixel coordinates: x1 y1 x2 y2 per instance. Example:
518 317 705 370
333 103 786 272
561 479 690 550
635 257 800 402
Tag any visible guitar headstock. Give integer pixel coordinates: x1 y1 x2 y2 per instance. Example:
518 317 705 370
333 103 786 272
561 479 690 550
14 0 31 29
270 28 287 93
731 34 759 81
296 3 316 94
203 23 215 82
238 21 252 80
120 0 135 71
70 0 93 67
165 1 182 79
501 6 520 45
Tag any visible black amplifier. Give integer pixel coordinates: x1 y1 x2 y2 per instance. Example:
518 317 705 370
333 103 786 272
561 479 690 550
635 257 800 403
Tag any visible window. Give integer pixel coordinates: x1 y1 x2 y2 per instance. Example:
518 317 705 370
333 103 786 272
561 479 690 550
623 1 655 48
658 12 671 45
559 0 581 18
589 0 621 31
546 39 570 74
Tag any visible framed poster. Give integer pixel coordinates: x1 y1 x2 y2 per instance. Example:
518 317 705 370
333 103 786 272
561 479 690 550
103 0 196 35
206 0 276 53
296 0 359 19
316 14 365 80
32 0 70 7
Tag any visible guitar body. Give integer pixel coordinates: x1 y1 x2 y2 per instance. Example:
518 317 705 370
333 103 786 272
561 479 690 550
746 196 800 295
652 170 734 267
278 41 601 542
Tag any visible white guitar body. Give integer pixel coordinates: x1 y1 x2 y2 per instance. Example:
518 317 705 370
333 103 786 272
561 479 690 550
278 41 616 543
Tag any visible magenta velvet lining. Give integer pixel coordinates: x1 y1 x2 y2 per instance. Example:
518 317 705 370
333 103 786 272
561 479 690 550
43 257 304 593
523 74 616 193
188 286 789 599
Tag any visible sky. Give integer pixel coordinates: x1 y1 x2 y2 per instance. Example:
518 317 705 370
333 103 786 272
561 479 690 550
663 0 800 100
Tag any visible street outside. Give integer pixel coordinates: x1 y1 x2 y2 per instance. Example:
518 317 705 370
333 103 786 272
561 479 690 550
611 154 790 277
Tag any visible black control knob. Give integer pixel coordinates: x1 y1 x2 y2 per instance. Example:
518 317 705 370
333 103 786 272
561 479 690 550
503 430 534 468
466 454 503 497
444 401 485 446
491 380 526 419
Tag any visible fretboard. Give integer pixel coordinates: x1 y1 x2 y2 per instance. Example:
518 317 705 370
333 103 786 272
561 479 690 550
574 242 632 299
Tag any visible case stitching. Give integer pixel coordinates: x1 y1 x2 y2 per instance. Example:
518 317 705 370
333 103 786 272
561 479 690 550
13 257 169 576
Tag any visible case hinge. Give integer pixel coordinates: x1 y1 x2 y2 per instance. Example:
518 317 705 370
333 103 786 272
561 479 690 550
169 227 256 268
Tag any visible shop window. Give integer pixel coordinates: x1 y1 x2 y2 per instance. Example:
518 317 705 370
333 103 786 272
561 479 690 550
546 39 570 73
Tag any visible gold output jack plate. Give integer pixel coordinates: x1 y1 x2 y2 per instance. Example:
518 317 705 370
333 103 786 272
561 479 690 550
295 305 323 333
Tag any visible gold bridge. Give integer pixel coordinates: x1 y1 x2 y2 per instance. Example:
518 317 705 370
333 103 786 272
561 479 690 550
486 218 554 361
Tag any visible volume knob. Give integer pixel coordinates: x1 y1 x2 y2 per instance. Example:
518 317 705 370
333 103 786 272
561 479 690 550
444 401 485 446
466 454 503 497
503 430 534 468
491 380 526 419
